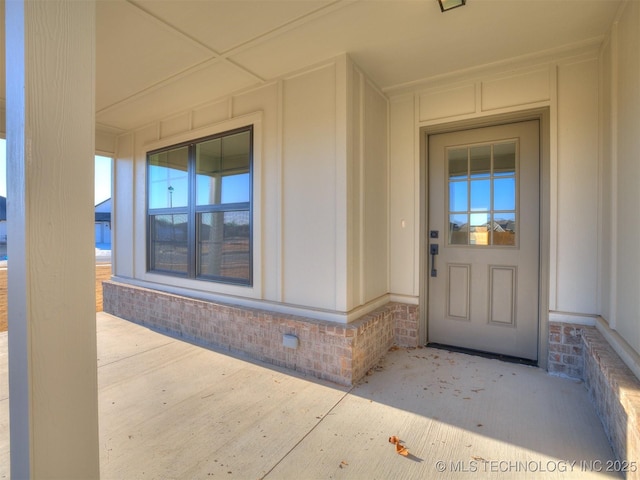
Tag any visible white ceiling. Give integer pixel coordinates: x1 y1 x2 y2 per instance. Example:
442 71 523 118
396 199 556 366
1 0 624 132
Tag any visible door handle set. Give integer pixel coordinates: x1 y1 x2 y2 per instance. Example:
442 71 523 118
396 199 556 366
430 243 438 277
429 230 439 277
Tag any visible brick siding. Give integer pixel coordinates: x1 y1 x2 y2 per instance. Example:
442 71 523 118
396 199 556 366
103 280 418 386
549 320 640 477
582 327 640 479
548 322 586 379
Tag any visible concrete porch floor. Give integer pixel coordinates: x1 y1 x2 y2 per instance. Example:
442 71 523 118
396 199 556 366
0 313 621 479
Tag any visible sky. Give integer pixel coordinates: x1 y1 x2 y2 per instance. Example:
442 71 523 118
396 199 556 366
0 139 112 205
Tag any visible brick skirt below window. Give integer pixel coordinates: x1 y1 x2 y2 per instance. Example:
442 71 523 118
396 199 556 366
103 281 418 386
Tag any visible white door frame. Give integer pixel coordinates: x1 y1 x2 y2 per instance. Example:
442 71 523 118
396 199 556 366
419 108 551 368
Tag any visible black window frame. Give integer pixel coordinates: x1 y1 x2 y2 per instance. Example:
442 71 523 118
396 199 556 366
146 125 253 286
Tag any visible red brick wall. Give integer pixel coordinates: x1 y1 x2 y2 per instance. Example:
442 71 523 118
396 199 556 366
548 322 585 378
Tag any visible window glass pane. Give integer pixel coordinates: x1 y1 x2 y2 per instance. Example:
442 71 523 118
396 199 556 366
470 145 491 178
196 138 222 206
148 147 189 209
494 142 516 176
494 177 516 211
198 211 250 282
448 148 468 180
470 179 490 211
222 131 251 171
150 214 188 273
446 140 517 248
449 181 467 212
147 127 252 284
196 131 250 206
470 212 490 245
449 214 468 245
493 212 516 246
221 174 250 204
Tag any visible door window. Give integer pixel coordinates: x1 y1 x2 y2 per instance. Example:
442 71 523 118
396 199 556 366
447 141 517 246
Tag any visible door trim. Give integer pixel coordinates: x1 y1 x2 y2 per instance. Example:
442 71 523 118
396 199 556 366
419 108 550 369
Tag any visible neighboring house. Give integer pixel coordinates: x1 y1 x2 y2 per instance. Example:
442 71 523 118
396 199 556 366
3 0 640 474
94 198 111 247
0 196 5 244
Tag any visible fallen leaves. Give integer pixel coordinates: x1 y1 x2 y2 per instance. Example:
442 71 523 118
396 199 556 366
396 443 409 456
388 435 409 456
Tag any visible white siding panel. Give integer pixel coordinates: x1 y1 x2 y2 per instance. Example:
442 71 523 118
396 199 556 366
419 84 476 122
599 35 614 323
613 0 640 352
482 68 550 111
555 58 599 314
363 80 389 302
113 133 135 278
160 112 191 139
282 65 337 309
348 68 362 309
192 100 229 130
389 95 417 298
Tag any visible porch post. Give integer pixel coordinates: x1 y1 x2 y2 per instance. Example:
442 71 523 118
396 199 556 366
6 0 100 478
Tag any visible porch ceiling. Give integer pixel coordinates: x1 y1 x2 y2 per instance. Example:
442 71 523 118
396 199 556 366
0 0 623 133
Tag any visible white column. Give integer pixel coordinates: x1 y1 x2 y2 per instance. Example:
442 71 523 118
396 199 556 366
6 0 100 478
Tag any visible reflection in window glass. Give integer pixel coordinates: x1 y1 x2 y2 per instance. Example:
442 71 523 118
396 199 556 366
470 212 490 245
470 179 490 211
148 147 189 209
448 148 468 179
470 145 491 177
449 181 467 212
494 178 515 211
196 131 250 206
449 214 468 245
494 142 516 176
493 212 516 246
221 174 250 204
150 214 189 274
198 211 250 281
446 140 518 246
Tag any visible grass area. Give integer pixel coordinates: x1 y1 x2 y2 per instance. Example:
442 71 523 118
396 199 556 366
0 264 112 333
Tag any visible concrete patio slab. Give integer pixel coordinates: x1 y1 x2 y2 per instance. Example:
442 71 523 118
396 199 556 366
0 313 622 479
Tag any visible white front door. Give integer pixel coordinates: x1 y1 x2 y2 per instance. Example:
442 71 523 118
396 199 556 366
427 121 540 361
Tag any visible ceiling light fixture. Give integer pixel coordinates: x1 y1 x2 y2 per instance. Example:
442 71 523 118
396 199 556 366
438 0 466 12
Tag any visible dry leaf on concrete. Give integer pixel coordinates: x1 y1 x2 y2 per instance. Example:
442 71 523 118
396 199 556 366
395 442 409 456
388 436 410 456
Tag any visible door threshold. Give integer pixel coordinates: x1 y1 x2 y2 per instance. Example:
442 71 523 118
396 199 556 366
426 343 538 367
